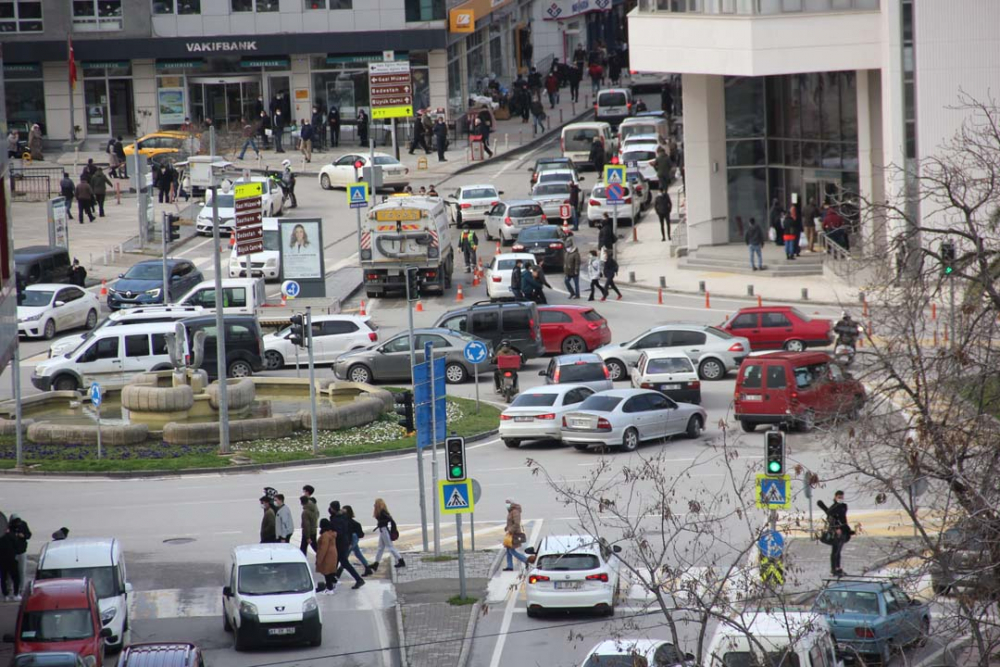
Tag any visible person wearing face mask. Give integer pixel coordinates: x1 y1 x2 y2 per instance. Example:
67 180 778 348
503 499 528 571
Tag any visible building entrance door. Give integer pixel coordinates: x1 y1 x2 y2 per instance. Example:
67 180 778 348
804 178 842 209
189 77 262 132
84 78 135 138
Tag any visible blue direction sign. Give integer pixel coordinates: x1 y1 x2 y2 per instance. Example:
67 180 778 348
463 340 489 364
89 382 102 408
347 182 369 209
755 473 792 510
281 280 301 299
758 529 785 559
413 342 446 450
606 183 624 204
603 164 625 186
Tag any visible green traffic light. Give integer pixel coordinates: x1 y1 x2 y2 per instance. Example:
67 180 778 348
768 461 782 474
451 466 463 477
944 267 953 274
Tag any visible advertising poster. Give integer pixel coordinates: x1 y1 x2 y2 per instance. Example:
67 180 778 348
279 219 323 280
158 88 187 125
47 197 69 249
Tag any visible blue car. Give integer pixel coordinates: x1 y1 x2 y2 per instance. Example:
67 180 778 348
812 579 930 664
107 258 203 310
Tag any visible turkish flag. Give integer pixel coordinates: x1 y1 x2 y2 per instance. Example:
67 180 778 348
68 37 77 90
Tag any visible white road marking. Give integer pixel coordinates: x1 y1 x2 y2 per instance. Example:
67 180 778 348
176 236 214 258
487 517 544 667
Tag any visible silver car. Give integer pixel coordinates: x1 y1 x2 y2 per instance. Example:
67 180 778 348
530 182 574 219
595 324 751 382
561 388 706 452
539 353 614 393
484 200 546 244
498 384 595 448
332 327 490 384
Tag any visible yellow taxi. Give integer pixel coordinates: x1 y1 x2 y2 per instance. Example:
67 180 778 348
123 130 202 160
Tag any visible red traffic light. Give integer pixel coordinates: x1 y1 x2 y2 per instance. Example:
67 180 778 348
354 160 364 169
610 156 620 165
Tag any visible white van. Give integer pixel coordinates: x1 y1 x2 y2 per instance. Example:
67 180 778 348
595 88 634 125
173 278 266 316
35 537 132 650
229 217 281 280
705 611 844 667
32 321 178 392
48 305 205 358
619 116 670 145
561 122 618 169
222 544 322 651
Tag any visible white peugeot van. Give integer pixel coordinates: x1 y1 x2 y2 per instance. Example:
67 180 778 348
705 611 844 667
173 278 266 316
47 305 205 358
222 544 322 651
34 537 133 651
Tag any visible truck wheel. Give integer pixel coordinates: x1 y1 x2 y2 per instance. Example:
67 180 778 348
54 375 79 392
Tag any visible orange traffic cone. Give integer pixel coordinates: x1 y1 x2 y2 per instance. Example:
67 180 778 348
705 291 711 309
658 288 663 305
456 285 464 302
472 272 480 287
281 294 287 307
496 241 501 255
415 300 424 312
359 300 367 316
100 279 108 297
757 295 762 308
229 235 235 248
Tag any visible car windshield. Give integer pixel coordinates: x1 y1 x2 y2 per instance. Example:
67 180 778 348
538 172 573 183
373 156 400 166
36 566 119 598
815 589 881 614
533 184 570 196
21 290 54 307
496 258 534 271
578 395 623 412
559 363 606 382
510 393 558 407
646 358 694 374
536 553 600 570
537 159 569 169
238 562 313 595
622 150 656 163
564 129 599 151
122 264 163 281
463 188 497 199
19 610 93 642
518 227 559 242
582 656 648 667
599 92 627 106
509 205 543 218
581 310 603 322
263 229 280 251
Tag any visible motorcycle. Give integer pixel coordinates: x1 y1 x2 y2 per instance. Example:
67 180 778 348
495 354 522 403
834 339 856 367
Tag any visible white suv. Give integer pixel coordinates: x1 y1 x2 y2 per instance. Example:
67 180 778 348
524 535 621 617
262 315 378 369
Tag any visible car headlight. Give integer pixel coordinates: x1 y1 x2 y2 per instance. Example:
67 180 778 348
303 597 318 613
83 656 97 667
107 287 117 295
100 606 117 624
23 312 42 321
144 288 161 298
239 600 258 617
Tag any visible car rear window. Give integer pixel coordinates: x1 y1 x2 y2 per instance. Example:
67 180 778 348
518 226 558 242
511 393 558 407
646 357 694 374
815 589 880 614
559 362 606 382
622 150 656 163
741 364 763 388
533 183 570 196
789 307 811 321
622 124 658 138
536 553 600 570
581 309 603 322
538 172 573 183
564 128 599 151
708 326 734 339
599 92 627 106
373 156 400 166
578 395 622 411
502 307 532 332
496 258 535 271
463 188 497 199
593 186 631 198
509 205 543 218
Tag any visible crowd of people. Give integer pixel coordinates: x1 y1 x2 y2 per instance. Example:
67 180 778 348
740 199 853 270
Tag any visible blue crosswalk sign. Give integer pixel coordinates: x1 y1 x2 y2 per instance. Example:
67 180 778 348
89 382 102 408
348 183 368 209
603 164 625 186
439 480 474 515
755 473 791 509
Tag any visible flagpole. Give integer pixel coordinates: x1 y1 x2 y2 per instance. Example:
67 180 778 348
68 37 76 142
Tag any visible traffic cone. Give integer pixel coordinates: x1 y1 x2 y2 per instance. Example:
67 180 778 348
415 300 424 312
229 235 235 248
456 285 464 302
100 279 108 297
359 300 367 316
658 288 663 305
496 241 501 255
757 295 763 308
281 294 287 307
477 258 484 274
705 291 710 309
632 226 638 242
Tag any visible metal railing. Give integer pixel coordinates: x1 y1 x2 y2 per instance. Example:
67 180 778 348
637 0 879 15
819 230 857 284
9 172 54 202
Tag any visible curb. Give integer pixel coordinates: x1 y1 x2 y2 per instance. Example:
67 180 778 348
618 278 858 308
0 428 499 480
458 548 505 667
390 558 409 667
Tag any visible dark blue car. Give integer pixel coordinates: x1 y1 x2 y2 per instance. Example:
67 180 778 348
107 258 203 310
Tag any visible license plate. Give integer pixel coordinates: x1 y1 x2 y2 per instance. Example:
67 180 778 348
660 384 680 391
554 581 580 590
514 416 533 422
571 419 589 428
531 248 545 254
741 394 763 402
268 627 295 636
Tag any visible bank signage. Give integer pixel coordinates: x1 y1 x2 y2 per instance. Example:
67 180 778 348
543 0 610 20
185 41 259 53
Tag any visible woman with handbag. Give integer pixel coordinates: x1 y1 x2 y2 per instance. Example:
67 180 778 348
818 490 853 577
372 498 405 570
503 499 529 571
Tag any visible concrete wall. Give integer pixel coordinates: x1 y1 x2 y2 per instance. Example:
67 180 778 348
681 73 730 250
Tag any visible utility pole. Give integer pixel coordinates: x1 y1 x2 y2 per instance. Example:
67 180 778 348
209 127 231 454
405 267 429 551
12 344 23 470
161 212 169 299
428 339 441 557
306 307 319 456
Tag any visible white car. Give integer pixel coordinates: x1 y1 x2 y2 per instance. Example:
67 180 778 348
536 168 584 188
580 639 694 667
630 350 702 404
586 183 643 226
229 217 281 280
318 152 409 192
499 384 595 448
196 178 283 235
628 70 672 91
484 253 537 300
17 283 101 339
263 314 378 369
525 534 621 617
47 305 205 358
484 200 546 244
444 184 502 227
621 143 661 185
619 134 663 155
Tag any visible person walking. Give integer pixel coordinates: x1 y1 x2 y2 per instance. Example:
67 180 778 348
510 259 524 300
372 498 405 570
90 167 111 217
281 160 297 209
459 228 479 273
588 62 603 95
311 106 326 150
70 259 87 287
586 249 608 301
238 117 259 160
563 237 581 299
328 501 365 589
788 204 802 257
60 172 75 220
598 215 616 252
8 514 30 596
527 67 542 102
544 71 560 109
6 130 19 159
259 495 277 543
155 165 172 204
0 528 20 601
273 107 287 153
503 499 529 571
568 181 581 230
650 146 673 191
818 491 853 577
328 106 340 148
802 198 819 252
433 117 448 162
601 248 622 301
357 109 370 147
568 64 582 103
477 113 495 158
471 118 494 158
300 119 314 163
343 505 373 576
409 112 429 155
28 123 43 161
654 191 673 241
315 519 339 594
107 137 120 178
274 494 294 543
744 216 765 271
782 208 798 260
530 98 547 135
75 177 95 223
81 158 97 185
300 495 319 555
588 136 605 171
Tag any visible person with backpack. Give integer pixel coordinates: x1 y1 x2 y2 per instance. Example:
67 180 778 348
372 498 405 569
328 501 365 589
601 248 622 301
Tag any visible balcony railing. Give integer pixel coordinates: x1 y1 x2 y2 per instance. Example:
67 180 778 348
637 0 879 15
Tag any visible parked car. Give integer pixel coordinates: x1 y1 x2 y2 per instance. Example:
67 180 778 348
229 217 281 280
561 122 618 168
538 305 611 355
14 246 73 296
626 169 652 210
530 182 574 220
108 259 203 310
929 521 1000 598
499 384 595 448
48 305 205 358
435 300 545 360
172 278 266 317
17 284 100 339
535 168 584 189
443 184 502 227
182 314 266 379
332 328 490 384
318 152 409 192
579 639 693 667
222 544 322 650
511 224 570 270
704 611 841 667
124 131 200 161
813 579 930 665
586 183 642 227
595 88 634 125
524 535 621 617
2 578 112 666
195 178 283 235
734 351 866 432
116 643 206 667
540 353 613 393
619 115 671 144
561 388 706 452
484 254 538 301
721 306 833 351
621 143 661 187
263 315 377 369
35 537 132 651
595 323 750 382
627 70 672 92
484 200 546 244
12 653 90 667
630 350 701 404
529 157 582 189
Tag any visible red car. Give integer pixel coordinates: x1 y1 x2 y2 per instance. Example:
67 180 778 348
721 306 832 351
538 305 612 355
4 578 111 666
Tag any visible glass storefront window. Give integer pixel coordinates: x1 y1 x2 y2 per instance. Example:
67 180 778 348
0 0 42 32
312 71 368 120
232 0 277 12
153 0 199 13
72 0 122 30
726 139 765 167
405 0 443 22
447 42 463 117
727 168 767 241
466 29 487 96
4 80 45 131
724 77 764 138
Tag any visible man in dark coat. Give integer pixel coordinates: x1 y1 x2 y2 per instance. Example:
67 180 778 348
433 117 448 162
654 191 673 241
113 137 127 178
60 172 75 220
8 514 31 593
328 501 365 589
409 112 430 154
819 491 853 577
273 108 287 153
588 137 605 171
259 496 277 543
599 215 616 251
357 109 370 147
510 259 524 300
328 106 341 148
70 259 87 287
311 106 326 150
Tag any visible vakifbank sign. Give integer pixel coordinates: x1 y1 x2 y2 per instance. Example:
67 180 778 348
185 41 258 53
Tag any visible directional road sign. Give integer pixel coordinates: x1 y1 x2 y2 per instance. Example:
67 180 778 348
414 353 446 450
603 164 625 186
757 529 785 559
369 61 413 120
760 556 785 585
755 473 792 510
463 340 489 365
439 479 475 515
89 382 102 408
347 182 369 209
606 183 624 204
234 181 264 256
281 280 300 300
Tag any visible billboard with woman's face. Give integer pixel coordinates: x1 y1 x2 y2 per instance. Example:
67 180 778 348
279 220 323 280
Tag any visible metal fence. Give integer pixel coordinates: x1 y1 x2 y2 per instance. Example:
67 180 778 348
9 172 53 202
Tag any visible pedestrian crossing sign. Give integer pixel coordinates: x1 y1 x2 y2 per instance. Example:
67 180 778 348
438 479 474 515
603 165 625 186
348 182 369 209
755 473 791 510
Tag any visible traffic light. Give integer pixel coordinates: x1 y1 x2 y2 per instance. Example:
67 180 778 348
354 159 364 170
405 267 420 301
446 436 467 481
940 241 956 275
289 314 307 348
765 430 786 476
395 390 415 434
165 213 181 242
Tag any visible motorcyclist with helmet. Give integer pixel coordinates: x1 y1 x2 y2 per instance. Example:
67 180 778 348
834 312 859 349
492 339 520 394
280 158 297 209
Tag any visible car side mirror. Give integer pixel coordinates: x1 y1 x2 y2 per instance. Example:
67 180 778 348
54 300 65 307
612 545 622 553
685 653 695 662
118 273 124 279
498 190 505 195
538 370 546 376
125 582 133 595
100 628 113 638
524 547 536 555
223 585 232 597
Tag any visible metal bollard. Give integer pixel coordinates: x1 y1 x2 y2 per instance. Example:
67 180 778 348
858 291 866 303
747 285 754 296
801 288 809 300
103 249 108 265
659 276 666 288
628 271 636 283
699 280 706 293
504 134 509 151
559 109 564 125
